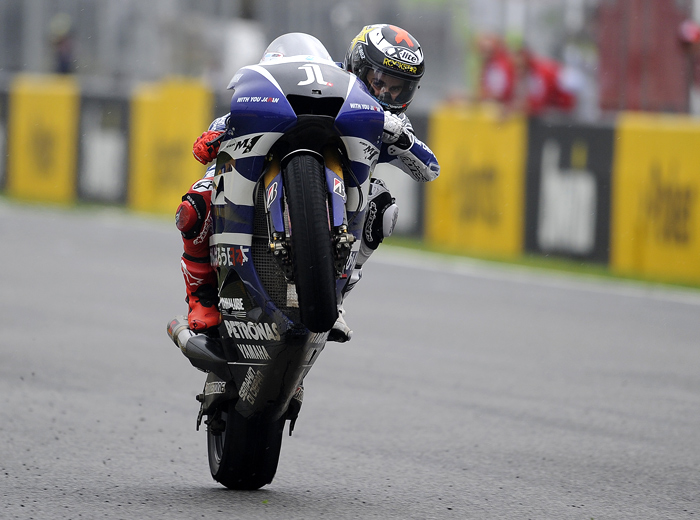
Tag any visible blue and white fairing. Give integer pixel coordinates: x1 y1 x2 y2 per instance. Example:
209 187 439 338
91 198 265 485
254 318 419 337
211 34 384 306
209 35 383 417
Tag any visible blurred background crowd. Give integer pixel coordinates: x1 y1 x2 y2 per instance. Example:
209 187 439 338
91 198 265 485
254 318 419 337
3 0 700 120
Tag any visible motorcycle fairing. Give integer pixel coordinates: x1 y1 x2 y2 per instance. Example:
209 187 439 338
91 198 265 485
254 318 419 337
208 47 385 419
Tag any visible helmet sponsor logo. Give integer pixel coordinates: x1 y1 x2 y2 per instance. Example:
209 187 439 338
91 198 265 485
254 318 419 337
383 57 418 74
385 46 420 64
350 26 375 51
389 26 414 47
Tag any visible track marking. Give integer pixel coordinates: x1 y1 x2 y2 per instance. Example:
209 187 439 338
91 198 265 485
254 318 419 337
376 246 700 307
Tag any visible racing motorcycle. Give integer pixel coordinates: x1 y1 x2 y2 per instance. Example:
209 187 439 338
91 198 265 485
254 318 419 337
167 33 384 489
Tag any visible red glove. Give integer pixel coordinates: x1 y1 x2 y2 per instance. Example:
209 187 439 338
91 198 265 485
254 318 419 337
192 130 224 164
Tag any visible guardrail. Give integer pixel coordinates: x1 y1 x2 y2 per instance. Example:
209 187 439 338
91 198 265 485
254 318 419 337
0 74 212 215
426 104 700 285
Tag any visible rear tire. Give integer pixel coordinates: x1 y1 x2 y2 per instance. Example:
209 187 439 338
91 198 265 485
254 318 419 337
283 153 338 332
207 402 286 490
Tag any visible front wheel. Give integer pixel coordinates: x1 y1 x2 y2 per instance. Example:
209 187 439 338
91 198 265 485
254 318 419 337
283 153 338 332
207 401 286 490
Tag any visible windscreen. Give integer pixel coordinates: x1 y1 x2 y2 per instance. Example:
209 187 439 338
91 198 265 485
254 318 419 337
260 33 333 63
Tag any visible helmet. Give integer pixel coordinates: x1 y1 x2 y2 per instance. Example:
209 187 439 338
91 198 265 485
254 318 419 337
345 24 424 114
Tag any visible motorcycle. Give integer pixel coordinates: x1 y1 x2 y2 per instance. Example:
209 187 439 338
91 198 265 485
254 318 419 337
167 33 384 489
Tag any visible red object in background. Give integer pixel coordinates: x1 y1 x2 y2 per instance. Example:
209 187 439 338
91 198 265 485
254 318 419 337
521 52 576 115
597 0 691 112
479 40 517 104
679 19 700 44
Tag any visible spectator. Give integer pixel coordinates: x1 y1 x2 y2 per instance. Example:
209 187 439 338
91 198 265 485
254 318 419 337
476 33 517 105
514 46 580 116
49 13 75 74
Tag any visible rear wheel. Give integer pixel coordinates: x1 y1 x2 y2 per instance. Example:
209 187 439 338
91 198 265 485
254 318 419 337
283 153 338 332
207 401 286 490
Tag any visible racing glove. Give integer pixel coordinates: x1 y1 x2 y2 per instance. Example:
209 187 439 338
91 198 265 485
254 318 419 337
192 130 224 165
381 112 415 151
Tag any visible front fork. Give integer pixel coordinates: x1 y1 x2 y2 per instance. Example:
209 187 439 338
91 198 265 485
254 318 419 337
264 151 356 283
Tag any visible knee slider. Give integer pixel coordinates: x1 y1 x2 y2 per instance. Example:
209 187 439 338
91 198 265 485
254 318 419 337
176 192 208 239
362 179 399 251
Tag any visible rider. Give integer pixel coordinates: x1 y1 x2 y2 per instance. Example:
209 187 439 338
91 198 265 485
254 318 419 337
176 24 440 341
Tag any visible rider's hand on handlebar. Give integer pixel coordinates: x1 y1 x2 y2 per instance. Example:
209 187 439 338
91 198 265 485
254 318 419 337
381 112 405 144
382 112 414 152
192 130 224 165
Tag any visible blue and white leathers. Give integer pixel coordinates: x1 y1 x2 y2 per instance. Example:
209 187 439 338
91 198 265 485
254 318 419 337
381 115 440 182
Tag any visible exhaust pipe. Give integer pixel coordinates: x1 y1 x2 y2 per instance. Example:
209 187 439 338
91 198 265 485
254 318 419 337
167 316 231 379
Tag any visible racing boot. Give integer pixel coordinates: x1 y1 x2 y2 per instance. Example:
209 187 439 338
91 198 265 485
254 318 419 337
328 303 353 343
181 255 221 332
177 180 220 332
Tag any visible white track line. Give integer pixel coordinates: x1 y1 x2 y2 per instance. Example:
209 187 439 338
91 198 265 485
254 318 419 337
376 246 700 307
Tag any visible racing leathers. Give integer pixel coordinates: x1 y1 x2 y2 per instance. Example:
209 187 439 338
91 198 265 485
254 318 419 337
176 111 439 335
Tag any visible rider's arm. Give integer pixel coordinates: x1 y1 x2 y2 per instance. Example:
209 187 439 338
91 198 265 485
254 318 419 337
207 115 228 132
378 114 440 182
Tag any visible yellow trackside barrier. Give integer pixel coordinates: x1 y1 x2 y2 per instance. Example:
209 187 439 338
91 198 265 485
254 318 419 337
425 104 526 258
6 74 79 204
611 113 700 284
129 79 213 214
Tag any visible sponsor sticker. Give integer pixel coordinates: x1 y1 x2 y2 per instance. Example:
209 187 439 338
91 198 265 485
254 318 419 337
220 297 245 312
224 320 281 342
349 102 382 112
192 179 214 192
237 96 280 104
385 46 420 64
212 245 249 268
239 367 265 405
363 142 379 161
382 57 418 74
333 178 346 199
204 381 226 395
237 344 271 361
266 181 278 209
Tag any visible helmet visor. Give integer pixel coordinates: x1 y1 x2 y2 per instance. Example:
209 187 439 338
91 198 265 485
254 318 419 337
361 67 420 113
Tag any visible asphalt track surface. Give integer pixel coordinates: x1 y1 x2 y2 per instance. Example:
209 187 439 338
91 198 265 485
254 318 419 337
1 200 699 519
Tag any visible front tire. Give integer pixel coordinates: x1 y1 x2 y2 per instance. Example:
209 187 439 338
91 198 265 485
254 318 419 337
207 402 286 490
283 153 338 332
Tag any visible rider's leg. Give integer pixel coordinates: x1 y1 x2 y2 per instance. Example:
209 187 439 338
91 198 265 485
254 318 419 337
346 177 399 296
176 175 220 332
329 178 398 342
